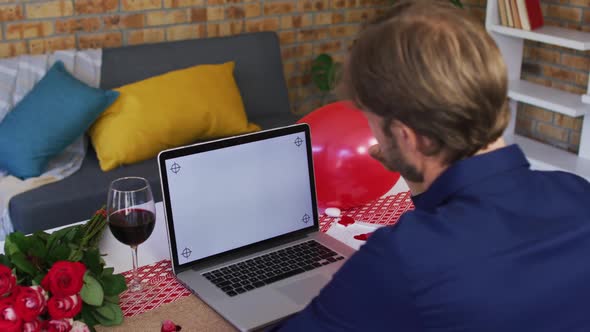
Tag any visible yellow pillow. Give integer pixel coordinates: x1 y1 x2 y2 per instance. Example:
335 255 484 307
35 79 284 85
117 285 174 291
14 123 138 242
89 62 260 171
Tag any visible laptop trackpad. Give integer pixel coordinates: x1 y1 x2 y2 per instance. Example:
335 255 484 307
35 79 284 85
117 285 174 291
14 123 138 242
277 275 329 305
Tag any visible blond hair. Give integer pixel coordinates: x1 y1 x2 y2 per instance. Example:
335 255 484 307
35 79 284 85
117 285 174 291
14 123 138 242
345 0 509 163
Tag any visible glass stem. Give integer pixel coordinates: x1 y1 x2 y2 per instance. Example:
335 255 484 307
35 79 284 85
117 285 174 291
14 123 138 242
130 245 141 292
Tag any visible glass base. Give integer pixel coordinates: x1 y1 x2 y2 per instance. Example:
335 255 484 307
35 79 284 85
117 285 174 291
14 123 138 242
128 279 143 292
123 280 156 305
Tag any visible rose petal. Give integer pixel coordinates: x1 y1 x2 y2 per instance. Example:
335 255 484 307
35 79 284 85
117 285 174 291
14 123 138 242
338 216 355 227
353 232 373 241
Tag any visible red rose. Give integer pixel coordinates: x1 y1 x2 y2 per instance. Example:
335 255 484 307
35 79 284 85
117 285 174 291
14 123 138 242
14 286 47 321
48 294 82 320
71 320 91 332
41 261 86 296
0 301 22 332
22 318 42 332
0 293 15 306
44 319 73 332
0 264 16 298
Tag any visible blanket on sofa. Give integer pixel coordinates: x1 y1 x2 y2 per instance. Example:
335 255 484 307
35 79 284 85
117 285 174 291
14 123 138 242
0 50 102 239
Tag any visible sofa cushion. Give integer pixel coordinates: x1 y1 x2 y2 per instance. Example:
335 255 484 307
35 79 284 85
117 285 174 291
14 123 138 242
0 61 119 179
100 32 291 120
89 61 260 171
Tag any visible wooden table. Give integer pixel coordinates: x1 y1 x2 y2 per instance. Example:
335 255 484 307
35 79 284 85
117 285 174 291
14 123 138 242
95 296 236 331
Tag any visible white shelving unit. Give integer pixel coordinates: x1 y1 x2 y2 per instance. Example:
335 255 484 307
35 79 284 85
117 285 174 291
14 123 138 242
489 25 590 50
485 0 590 181
508 79 590 117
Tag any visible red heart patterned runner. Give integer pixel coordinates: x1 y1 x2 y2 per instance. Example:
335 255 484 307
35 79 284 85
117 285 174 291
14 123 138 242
120 191 414 317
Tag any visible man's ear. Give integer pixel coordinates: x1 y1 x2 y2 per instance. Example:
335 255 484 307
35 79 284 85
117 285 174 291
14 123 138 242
390 120 418 152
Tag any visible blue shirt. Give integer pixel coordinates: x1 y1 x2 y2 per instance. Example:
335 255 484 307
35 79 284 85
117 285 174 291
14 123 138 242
274 145 590 331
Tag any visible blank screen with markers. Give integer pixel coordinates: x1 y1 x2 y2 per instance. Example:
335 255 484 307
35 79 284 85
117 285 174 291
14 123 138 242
165 132 315 265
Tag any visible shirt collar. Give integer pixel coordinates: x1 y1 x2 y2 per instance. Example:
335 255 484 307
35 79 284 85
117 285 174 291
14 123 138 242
412 144 530 211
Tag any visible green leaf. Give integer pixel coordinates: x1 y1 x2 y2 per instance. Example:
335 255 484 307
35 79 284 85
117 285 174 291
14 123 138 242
46 230 63 252
312 53 333 68
80 273 104 306
101 267 114 278
62 228 78 244
48 226 74 243
101 274 127 296
59 227 79 244
92 302 123 326
4 240 19 257
311 53 338 93
0 254 12 268
11 252 37 276
69 250 83 262
94 304 115 321
46 226 78 257
103 294 120 304
5 232 29 256
81 304 99 330
29 238 47 259
48 245 70 263
32 231 50 242
74 225 86 240
32 273 44 286
82 248 102 276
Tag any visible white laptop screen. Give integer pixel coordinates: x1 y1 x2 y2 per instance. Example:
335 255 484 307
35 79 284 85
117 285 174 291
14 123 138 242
163 129 316 266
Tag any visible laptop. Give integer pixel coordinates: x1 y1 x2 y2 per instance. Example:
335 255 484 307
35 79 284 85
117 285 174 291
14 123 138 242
157 124 355 331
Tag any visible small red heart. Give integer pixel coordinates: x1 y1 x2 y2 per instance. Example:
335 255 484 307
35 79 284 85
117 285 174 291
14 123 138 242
161 320 182 332
338 216 355 227
353 232 373 241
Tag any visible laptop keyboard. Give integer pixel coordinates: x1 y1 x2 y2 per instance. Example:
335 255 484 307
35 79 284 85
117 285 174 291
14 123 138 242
202 240 344 297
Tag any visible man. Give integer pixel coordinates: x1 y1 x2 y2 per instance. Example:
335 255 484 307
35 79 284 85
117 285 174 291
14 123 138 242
274 1 590 331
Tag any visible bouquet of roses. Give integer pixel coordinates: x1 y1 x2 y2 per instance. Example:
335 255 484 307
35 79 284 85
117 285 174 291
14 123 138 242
0 208 127 332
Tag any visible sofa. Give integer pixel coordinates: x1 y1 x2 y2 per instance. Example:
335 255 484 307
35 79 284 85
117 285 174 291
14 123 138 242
9 31 300 234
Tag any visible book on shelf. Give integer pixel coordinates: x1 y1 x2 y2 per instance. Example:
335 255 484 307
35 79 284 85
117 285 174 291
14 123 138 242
505 0 514 27
516 0 530 30
497 0 543 31
525 0 544 30
498 0 509 26
510 0 522 29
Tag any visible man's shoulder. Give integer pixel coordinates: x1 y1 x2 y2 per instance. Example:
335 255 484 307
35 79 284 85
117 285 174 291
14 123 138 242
492 168 590 211
367 209 445 257
531 169 589 191
380 209 439 240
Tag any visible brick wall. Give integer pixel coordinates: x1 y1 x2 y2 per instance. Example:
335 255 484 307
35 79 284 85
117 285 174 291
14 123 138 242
2 1 582 153
0 0 384 115
466 0 586 154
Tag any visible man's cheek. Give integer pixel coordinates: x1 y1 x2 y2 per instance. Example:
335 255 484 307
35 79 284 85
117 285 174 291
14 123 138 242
370 148 394 171
368 145 383 161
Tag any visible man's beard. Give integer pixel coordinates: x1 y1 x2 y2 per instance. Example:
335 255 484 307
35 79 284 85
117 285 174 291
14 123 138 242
380 137 424 183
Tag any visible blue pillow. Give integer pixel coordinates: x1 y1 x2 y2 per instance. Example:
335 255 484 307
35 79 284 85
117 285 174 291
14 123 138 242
0 61 119 179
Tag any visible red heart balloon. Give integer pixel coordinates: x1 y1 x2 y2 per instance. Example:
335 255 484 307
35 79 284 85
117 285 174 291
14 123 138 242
298 101 400 211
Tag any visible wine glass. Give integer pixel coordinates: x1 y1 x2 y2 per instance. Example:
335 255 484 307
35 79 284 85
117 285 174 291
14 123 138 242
107 176 156 292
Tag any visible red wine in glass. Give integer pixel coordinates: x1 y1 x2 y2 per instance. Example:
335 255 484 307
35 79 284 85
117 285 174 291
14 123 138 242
108 209 156 246
107 176 156 293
